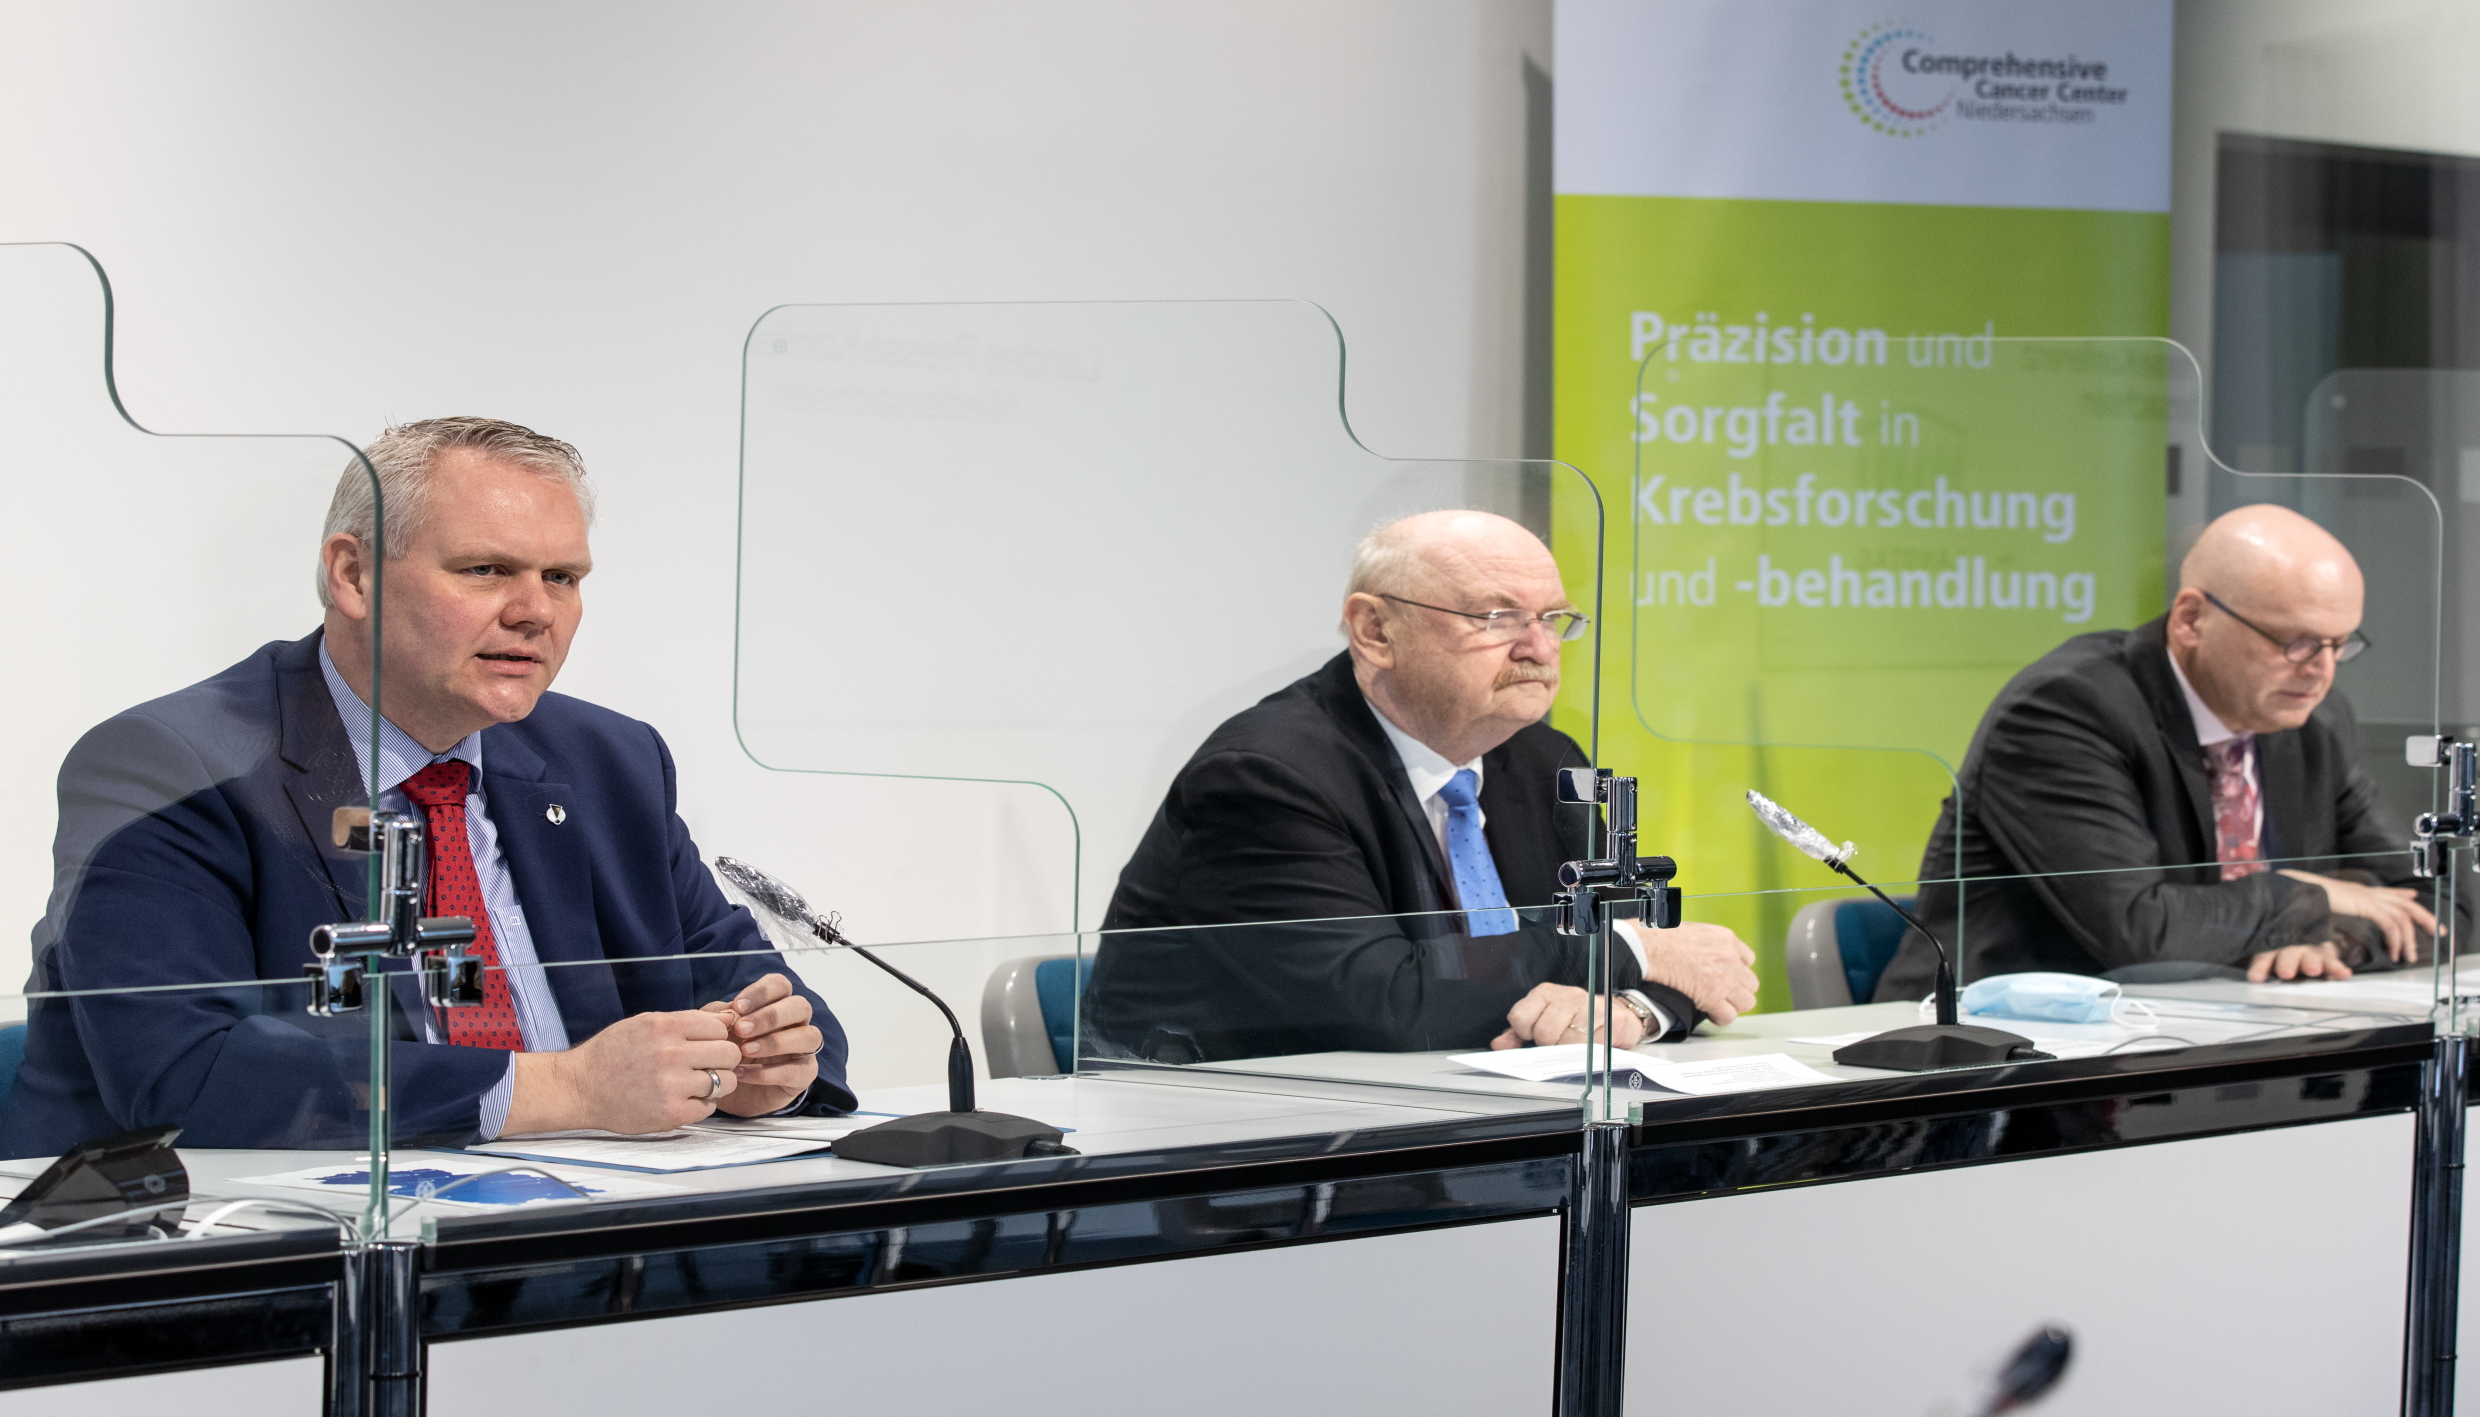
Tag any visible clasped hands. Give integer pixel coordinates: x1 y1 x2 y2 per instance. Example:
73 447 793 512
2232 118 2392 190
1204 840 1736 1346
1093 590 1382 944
2247 870 2439 984
503 973 821 1135
1490 920 1761 1050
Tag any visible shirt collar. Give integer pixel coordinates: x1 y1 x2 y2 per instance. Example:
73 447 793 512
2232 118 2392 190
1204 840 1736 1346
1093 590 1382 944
2165 649 2247 750
1364 698 1484 803
319 638 484 797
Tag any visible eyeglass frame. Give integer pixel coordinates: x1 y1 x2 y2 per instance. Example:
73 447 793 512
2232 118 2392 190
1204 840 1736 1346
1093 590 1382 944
2200 590 2371 665
1375 593 1590 643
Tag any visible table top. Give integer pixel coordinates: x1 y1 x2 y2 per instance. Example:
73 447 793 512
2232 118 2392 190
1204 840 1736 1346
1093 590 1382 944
1194 973 2440 1106
0 971 2448 1268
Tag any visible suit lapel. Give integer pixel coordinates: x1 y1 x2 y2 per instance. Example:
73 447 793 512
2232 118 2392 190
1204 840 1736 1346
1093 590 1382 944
1310 656 1453 903
274 635 376 918
2257 729 2311 860
481 728 621 1034
2123 619 2217 861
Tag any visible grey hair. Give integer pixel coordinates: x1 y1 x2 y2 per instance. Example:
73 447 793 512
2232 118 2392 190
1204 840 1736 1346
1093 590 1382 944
1345 516 1436 600
1337 515 1442 637
316 416 596 609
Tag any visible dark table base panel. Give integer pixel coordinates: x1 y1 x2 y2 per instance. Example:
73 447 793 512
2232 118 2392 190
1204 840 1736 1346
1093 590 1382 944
1629 1030 2429 1204
425 1156 1571 1342
0 1283 334 1391
0 1228 343 1391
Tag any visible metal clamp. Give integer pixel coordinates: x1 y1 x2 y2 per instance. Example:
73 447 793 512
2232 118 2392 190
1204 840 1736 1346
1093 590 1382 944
1552 768 1681 939
2409 735 2480 879
309 805 484 1019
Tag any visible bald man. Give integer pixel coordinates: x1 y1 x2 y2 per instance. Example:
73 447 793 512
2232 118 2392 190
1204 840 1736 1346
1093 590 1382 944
1875 503 2452 999
1086 511 1760 1063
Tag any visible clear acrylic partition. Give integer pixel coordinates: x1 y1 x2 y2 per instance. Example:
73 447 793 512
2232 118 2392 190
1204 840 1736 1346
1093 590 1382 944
736 301 1601 915
0 242 393 1250
1623 330 2455 1052
738 299 1623 1122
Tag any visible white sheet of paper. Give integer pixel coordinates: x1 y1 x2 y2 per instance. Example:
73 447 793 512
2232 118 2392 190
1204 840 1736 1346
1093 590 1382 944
2260 977 2449 1007
1445 1043 1630 1084
466 1112 910 1172
1447 1045 1833 1095
1641 1052 1837 1094
468 1129 829 1172
693 1114 904 1143
233 1160 677 1207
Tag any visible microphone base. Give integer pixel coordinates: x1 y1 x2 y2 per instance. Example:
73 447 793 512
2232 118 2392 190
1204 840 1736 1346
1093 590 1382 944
831 1111 1075 1168
1833 1024 2052 1072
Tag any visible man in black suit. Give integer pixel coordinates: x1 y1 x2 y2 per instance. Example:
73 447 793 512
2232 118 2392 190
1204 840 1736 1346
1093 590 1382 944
1089 510 1759 1062
1876 504 2444 1001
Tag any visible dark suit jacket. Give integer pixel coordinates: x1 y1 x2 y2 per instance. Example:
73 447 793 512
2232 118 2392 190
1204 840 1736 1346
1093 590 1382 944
1876 616 2449 999
0 631 856 1155
1089 652 1691 1060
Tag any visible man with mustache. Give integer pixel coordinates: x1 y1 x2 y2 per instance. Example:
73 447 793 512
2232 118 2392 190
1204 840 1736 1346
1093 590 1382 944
1875 503 2453 999
1 418 854 1153
1087 510 1759 1062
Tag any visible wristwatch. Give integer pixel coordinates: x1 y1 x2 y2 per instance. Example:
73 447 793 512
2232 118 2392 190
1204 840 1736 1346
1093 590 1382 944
1614 989 1660 1036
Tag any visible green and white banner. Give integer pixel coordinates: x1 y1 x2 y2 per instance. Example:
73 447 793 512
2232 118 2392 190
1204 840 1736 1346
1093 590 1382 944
1551 0 2173 1004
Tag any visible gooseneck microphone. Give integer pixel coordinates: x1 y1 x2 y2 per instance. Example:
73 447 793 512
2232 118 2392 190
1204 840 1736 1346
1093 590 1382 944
1746 792 2048 1072
715 857 1074 1167
1745 790 1959 1025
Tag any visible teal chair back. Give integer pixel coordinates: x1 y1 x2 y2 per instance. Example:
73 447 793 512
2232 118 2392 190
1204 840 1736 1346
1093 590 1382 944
0 1022 26 1119
1034 956 1092 1074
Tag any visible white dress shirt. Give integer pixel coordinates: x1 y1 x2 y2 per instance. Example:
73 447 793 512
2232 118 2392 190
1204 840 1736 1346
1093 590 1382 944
1363 699 1668 1034
2166 649 2263 839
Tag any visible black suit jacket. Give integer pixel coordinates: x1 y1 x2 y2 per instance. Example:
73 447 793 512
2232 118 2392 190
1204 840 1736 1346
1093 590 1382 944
1089 652 1689 1060
0 631 856 1154
1876 616 2450 999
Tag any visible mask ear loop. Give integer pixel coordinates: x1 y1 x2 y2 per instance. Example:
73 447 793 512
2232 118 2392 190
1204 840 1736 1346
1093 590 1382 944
2111 995 2161 1031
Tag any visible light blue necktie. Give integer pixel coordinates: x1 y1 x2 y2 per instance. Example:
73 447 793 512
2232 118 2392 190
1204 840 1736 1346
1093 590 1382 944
1436 768 1518 936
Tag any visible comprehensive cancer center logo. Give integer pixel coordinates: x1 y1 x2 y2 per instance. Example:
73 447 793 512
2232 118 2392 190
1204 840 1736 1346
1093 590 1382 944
1842 22 1955 136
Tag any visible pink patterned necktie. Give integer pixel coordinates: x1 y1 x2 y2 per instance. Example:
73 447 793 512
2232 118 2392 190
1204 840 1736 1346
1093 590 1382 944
2206 737 2266 882
398 760 525 1050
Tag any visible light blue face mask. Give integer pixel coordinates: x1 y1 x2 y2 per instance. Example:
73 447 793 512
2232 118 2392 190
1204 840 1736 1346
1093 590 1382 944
1955 972 2159 1029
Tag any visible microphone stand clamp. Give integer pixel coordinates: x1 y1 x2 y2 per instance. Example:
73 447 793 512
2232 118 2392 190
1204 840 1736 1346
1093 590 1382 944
1552 769 1681 942
303 806 483 1019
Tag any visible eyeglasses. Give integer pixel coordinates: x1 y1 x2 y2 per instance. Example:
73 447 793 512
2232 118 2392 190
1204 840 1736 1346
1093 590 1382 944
2202 591 2370 664
1378 594 1589 644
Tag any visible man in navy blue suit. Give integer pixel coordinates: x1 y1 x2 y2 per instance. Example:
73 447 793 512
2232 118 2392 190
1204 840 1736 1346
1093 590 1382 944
1 417 854 1153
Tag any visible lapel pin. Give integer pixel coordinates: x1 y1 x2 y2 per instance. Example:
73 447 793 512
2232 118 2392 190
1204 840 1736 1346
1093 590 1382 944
546 804 567 825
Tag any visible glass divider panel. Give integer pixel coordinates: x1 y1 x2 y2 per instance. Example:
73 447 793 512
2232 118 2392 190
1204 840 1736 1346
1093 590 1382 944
737 299 1604 952
0 242 389 1238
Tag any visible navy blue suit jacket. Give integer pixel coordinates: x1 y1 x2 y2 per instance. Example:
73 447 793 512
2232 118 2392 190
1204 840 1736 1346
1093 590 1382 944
0 631 856 1154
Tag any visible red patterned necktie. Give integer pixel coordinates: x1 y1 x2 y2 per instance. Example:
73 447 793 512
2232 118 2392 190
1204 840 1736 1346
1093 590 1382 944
2206 737 2266 882
399 760 525 1050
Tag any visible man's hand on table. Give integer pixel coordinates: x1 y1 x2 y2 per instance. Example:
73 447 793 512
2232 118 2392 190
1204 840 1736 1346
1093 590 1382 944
499 975 819 1134
2246 941 2354 983
1624 920 1761 1025
700 972 823 1116
506 1009 745 1135
1491 984 1645 1051
2279 869 2436 963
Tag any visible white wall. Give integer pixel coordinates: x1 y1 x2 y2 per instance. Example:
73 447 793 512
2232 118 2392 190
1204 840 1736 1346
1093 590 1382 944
0 2 1554 1073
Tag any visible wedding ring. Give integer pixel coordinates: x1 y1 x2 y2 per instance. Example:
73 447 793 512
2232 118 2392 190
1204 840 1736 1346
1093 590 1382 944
703 1069 724 1100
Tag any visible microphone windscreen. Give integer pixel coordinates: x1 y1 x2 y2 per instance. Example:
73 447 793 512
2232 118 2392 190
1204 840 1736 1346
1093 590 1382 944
1744 790 1853 868
713 856 817 929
